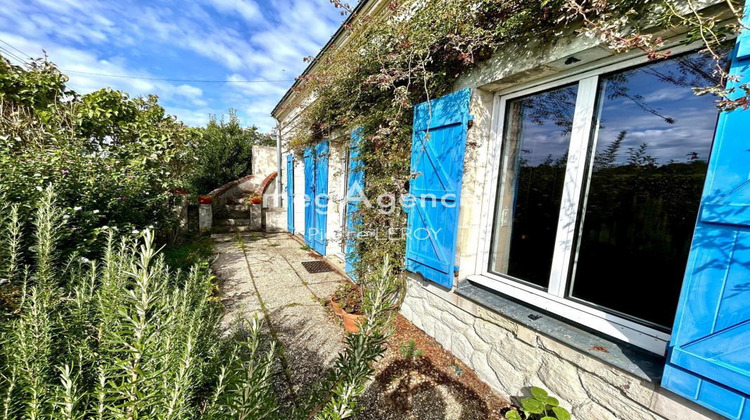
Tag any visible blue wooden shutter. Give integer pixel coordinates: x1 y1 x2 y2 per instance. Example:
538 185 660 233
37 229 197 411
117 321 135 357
662 8 750 419
312 141 329 255
345 128 364 280
404 88 471 288
303 147 315 246
286 154 294 233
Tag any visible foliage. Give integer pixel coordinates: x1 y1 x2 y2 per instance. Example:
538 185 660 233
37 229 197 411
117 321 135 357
505 387 571 420
0 188 278 419
291 0 746 281
566 0 747 110
333 281 362 314
398 339 423 360
0 189 404 419
305 256 404 420
162 234 216 271
188 110 275 194
0 56 201 257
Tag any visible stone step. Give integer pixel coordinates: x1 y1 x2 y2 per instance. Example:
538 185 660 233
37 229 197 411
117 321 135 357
226 197 251 205
225 204 250 212
217 204 252 219
223 210 252 219
211 225 260 234
216 218 253 227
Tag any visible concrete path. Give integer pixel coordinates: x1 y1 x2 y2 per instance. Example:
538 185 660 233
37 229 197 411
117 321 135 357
210 232 347 400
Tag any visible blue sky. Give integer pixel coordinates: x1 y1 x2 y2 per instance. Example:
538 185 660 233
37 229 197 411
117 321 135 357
0 0 349 132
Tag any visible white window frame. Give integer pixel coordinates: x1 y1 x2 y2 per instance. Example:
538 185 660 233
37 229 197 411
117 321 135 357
469 43 709 355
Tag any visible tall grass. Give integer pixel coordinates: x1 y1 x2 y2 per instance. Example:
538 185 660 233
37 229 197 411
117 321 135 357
0 188 403 419
0 189 277 419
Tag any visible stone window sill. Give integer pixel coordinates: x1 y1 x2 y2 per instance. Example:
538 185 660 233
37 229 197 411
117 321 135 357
454 279 666 383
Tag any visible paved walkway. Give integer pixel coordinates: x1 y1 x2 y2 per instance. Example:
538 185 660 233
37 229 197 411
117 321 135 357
210 232 347 399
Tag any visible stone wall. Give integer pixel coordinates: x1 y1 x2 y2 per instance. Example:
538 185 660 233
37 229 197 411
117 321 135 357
399 276 722 420
252 145 277 177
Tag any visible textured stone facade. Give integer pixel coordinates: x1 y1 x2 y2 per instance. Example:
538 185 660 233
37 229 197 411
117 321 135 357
400 276 723 420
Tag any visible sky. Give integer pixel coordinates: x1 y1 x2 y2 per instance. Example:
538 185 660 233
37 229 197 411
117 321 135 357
516 52 719 167
0 0 349 132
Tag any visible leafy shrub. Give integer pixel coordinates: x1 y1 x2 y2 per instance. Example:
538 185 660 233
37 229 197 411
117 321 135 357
187 110 274 194
0 57 200 256
505 387 571 420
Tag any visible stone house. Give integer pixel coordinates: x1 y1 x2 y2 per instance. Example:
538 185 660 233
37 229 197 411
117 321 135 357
271 1 750 419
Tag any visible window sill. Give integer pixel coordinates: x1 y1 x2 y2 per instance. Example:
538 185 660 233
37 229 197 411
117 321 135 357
455 279 666 383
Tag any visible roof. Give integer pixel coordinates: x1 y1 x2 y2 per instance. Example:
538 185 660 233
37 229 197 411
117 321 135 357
271 0 374 119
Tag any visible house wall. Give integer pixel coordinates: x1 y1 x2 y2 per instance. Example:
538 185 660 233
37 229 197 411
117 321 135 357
325 139 348 258
394 5 731 420
292 156 305 234
400 276 722 420
272 2 734 418
276 111 350 254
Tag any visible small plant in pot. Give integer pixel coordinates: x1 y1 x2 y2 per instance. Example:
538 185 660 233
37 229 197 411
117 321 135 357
330 282 364 333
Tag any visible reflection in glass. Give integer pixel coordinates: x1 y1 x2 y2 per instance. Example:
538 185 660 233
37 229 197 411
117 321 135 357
490 85 579 288
570 53 718 328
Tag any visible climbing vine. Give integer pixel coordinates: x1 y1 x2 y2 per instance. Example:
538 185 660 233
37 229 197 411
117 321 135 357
285 0 745 279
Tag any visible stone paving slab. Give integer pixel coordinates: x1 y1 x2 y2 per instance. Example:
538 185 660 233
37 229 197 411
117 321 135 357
211 232 347 397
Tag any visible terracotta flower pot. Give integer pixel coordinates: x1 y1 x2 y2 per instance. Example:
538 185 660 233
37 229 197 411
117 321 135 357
330 299 345 316
198 196 213 204
250 195 262 205
330 300 364 333
341 311 365 333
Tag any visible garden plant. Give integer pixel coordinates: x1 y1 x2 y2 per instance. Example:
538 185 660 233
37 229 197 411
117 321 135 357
0 188 404 419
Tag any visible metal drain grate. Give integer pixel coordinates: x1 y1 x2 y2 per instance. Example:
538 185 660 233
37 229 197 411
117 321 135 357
301 260 334 274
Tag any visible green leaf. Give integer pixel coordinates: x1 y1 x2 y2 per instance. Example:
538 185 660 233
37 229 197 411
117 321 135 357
530 386 549 400
552 406 571 420
505 410 523 420
541 417 556 420
543 396 559 407
521 398 545 414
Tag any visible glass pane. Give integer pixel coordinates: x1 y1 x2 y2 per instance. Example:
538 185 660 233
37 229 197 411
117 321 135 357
570 53 719 328
490 84 579 288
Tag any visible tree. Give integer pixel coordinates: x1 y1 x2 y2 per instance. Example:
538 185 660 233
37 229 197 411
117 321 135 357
188 109 275 194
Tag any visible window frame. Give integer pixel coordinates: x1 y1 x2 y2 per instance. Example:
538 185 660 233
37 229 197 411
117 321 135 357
470 43 711 355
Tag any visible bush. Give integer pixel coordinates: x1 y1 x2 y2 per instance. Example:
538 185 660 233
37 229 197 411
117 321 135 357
0 189 405 419
188 110 275 195
0 189 278 419
0 57 201 256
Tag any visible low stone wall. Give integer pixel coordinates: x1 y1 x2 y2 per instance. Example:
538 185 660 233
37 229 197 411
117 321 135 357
399 276 721 420
207 174 258 213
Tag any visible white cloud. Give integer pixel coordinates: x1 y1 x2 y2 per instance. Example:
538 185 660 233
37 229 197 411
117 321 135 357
0 0 345 131
207 0 262 23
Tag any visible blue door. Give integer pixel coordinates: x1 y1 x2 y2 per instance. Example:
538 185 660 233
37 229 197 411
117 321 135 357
312 141 329 255
303 142 329 255
303 147 315 246
345 128 364 280
286 154 294 233
661 7 750 419
404 88 471 289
